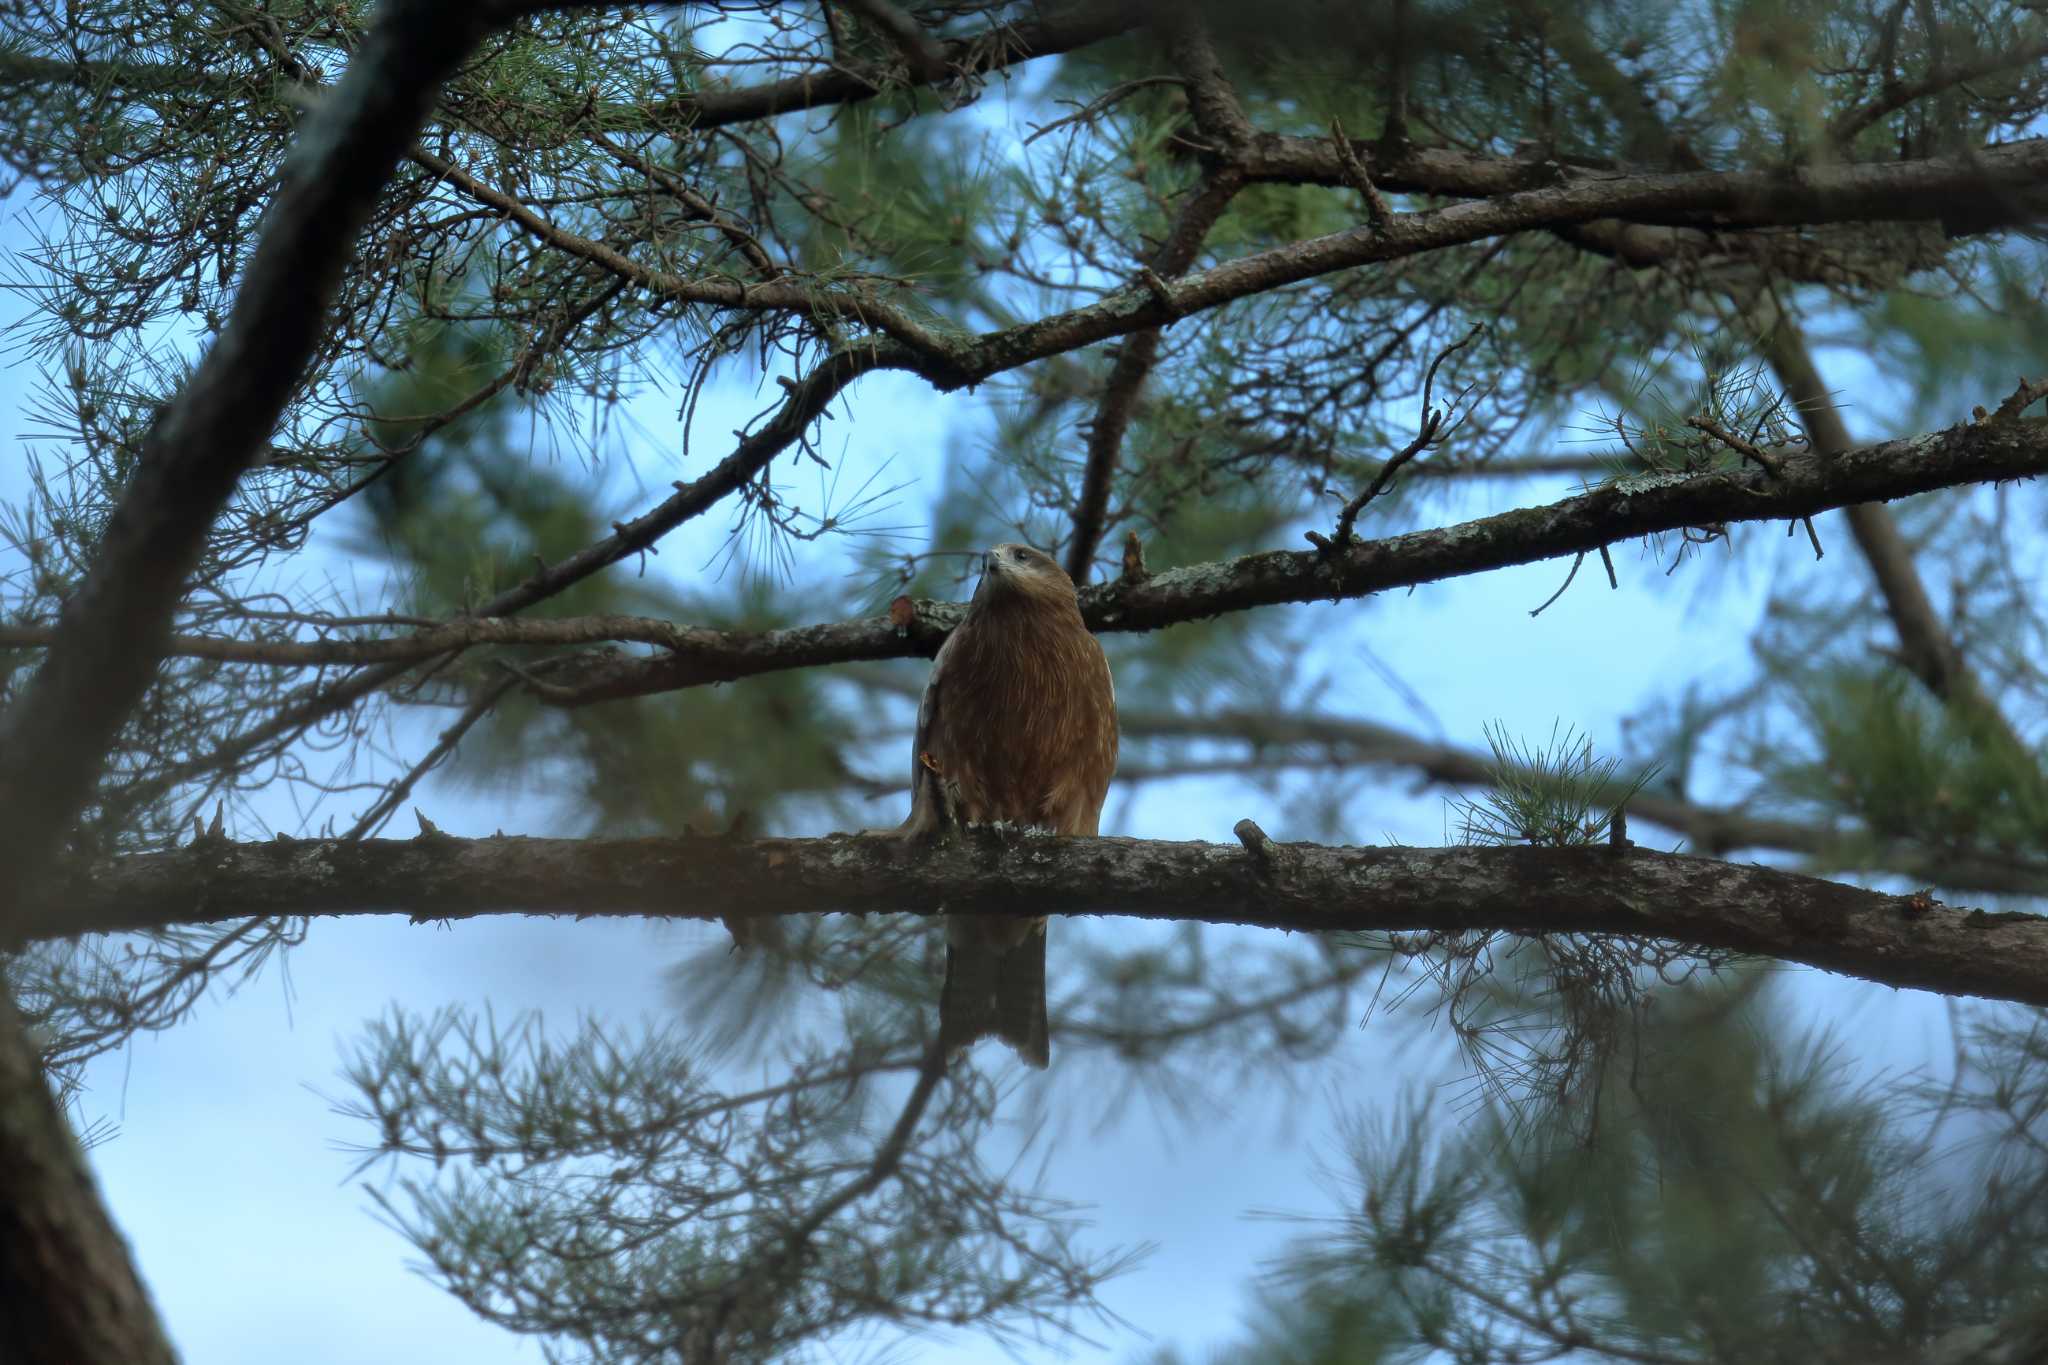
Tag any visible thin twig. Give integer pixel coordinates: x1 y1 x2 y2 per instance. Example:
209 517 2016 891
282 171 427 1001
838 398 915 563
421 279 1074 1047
1529 552 1586 618
1023 75 1187 145
1686 413 1785 475
340 673 519 841
1328 322 1485 545
1330 116 1394 231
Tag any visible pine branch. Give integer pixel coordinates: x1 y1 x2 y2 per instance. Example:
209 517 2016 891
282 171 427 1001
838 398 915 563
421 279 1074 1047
535 410 2048 704
1110 707 2048 897
29 831 2048 1008
1826 30 2048 147
1061 170 1240 582
0 1 500 929
1761 310 2030 756
0 2 1152 134
829 0 953 84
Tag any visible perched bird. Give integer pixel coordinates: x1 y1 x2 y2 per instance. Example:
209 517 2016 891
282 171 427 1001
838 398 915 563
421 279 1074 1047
905 543 1118 1067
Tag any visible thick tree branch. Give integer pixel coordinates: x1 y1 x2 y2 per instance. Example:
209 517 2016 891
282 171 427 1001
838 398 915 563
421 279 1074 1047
32 832 2048 1008
837 686 2048 897
376 138 2048 402
0 614 708 666
0 999 175 1365
1237 133 2048 234
0 0 502 921
535 411 2048 704
655 1 1146 130
25 410 2043 749
0 3 1150 137
929 140 2048 391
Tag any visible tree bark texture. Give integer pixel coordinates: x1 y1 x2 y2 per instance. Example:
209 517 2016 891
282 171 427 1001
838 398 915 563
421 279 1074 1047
0 1000 175 1365
28 829 2048 1009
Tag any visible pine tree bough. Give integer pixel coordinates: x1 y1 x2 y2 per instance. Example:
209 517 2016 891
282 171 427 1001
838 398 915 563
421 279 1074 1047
0 0 504 917
6 412 2039 704
550 410 2048 703
29 831 2048 1009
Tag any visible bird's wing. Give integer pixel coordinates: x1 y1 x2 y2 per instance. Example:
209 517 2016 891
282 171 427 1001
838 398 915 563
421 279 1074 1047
905 626 961 833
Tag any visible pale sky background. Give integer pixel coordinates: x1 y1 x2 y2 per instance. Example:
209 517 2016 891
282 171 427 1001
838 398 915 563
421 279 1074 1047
0 71 1991 1365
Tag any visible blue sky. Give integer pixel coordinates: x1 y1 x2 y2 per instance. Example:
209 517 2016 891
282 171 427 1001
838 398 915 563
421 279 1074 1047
0 104 1991 1365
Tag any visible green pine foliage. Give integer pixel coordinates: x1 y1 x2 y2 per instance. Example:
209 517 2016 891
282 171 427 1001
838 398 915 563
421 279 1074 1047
5 0 2048 1360
1191 979 2048 1364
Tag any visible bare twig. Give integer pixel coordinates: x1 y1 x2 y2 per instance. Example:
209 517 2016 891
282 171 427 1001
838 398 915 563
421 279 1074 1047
1529 552 1587 618
340 674 520 841
1023 75 1187 146
1826 32 2048 146
1322 322 1485 546
1687 413 1786 475
1330 116 1394 231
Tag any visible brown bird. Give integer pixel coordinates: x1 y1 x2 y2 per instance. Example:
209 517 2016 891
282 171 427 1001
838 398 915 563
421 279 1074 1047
905 543 1118 1067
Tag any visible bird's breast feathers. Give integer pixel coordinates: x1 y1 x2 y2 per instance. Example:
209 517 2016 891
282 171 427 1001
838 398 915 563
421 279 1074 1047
916 606 1117 835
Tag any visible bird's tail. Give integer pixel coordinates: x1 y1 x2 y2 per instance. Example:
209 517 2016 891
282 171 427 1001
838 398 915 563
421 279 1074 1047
939 921 1049 1068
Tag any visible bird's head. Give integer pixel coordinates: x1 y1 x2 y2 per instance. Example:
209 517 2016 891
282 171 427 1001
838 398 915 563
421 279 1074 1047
971 542 1079 612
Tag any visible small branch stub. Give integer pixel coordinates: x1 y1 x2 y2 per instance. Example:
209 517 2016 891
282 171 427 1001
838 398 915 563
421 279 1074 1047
1988 375 2048 425
1686 413 1785 476
1330 116 1394 232
1119 530 1150 584
1234 818 1278 868
1138 265 1180 321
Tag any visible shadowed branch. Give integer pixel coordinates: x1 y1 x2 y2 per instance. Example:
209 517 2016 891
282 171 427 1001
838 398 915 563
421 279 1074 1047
27 830 2048 1009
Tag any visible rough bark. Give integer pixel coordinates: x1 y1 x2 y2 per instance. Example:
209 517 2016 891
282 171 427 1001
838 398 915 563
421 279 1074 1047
0 999 174 1365
0 6 541 1360
27 830 2048 1008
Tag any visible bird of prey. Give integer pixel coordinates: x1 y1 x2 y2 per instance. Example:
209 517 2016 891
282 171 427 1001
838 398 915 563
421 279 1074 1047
904 543 1118 1067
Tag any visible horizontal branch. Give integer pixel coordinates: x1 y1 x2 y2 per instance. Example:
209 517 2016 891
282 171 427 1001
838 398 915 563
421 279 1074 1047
652 1 1145 131
0 3 1149 140
1113 707 2048 899
31 830 2048 1008
424 133 2048 395
0 614 696 666
544 410 2048 704
935 140 2048 386
18 412 2043 736
1242 129 2048 239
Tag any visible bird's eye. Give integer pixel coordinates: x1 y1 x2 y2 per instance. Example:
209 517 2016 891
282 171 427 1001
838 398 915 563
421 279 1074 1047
1010 547 1028 562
